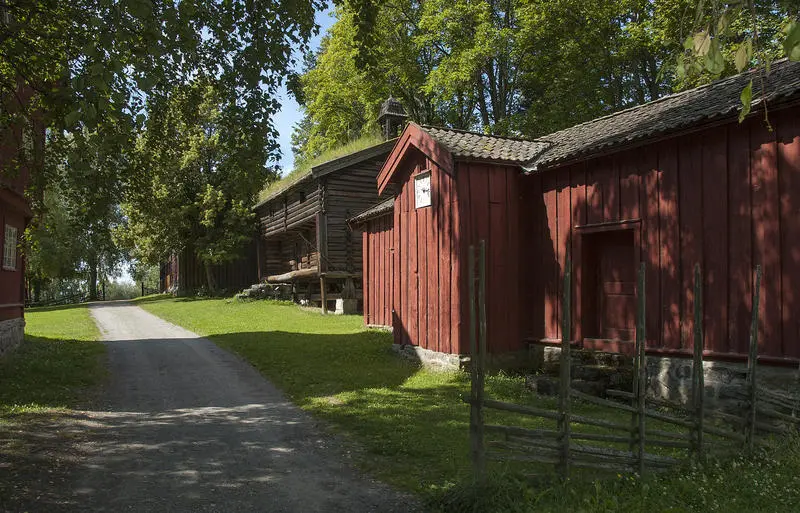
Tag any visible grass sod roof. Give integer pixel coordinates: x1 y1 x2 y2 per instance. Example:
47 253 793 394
256 134 385 208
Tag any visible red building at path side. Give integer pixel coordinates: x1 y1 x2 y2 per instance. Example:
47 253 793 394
0 83 43 355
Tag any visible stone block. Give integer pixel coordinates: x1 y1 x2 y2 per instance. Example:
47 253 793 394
0 318 25 358
334 298 358 315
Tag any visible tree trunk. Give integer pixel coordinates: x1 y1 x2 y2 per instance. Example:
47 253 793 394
88 256 98 301
204 261 217 296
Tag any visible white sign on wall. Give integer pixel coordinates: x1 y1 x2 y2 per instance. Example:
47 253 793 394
415 171 432 209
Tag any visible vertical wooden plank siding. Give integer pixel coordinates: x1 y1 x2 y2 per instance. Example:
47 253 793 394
556 168 572 342
702 129 728 353
640 150 660 348
361 213 394 327
727 122 753 356
543 172 559 340
750 118 781 356
524 105 800 360
570 164 587 342
659 140 681 350
778 111 800 359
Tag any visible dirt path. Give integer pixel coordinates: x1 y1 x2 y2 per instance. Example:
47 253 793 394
55 302 417 513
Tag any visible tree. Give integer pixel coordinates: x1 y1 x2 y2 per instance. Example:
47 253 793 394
675 1 800 122
123 81 268 295
0 0 321 205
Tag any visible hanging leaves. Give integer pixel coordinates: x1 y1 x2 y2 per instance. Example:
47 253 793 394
704 39 725 75
739 80 753 123
735 40 753 72
784 21 800 61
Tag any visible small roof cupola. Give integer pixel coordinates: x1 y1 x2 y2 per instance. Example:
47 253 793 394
377 97 408 140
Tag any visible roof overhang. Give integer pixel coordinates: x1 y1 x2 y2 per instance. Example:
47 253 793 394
376 122 454 195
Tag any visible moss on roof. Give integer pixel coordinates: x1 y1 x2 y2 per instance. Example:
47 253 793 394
257 133 384 205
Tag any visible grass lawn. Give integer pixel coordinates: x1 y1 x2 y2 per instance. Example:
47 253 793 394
0 304 106 413
140 298 800 512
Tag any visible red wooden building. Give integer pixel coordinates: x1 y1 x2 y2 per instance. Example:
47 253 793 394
356 59 800 367
0 82 43 355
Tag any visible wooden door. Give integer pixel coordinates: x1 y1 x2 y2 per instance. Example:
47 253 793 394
581 228 637 350
597 230 636 341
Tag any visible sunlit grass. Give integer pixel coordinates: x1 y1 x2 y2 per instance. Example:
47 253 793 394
140 297 800 511
0 305 105 414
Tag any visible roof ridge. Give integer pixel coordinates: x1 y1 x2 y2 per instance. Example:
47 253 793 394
419 123 547 144
540 59 789 141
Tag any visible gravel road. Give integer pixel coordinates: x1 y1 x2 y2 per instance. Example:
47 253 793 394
69 302 417 513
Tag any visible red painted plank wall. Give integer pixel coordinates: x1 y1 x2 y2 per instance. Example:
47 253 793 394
385 151 522 355
523 105 800 361
455 162 523 354
362 213 394 327
390 147 459 353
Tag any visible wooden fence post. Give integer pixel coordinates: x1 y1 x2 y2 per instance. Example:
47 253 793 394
746 265 762 453
636 261 647 476
478 241 488 479
469 244 486 483
692 264 705 460
558 255 572 478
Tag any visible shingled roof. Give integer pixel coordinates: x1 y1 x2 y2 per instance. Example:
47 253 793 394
529 58 800 170
348 197 394 225
420 125 550 164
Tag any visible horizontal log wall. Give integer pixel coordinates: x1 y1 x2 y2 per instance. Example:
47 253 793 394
261 223 318 278
324 158 393 273
257 180 320 237
523 106 800 360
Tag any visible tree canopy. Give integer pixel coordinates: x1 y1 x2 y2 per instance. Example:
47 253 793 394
291 0 800 165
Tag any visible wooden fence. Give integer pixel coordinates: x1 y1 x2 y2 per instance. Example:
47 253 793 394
465 240 800 482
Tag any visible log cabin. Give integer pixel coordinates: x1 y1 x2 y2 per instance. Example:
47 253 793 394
253 98 406 312
0 81 44 355
159 243 258 295
354 59 800 390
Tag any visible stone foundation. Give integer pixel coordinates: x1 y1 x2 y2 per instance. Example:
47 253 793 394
647 356 800 409
0 317 25 357
531 345 800 409
391 344 465 370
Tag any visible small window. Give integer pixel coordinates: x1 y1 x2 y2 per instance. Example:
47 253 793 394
414 171 432 209
3 224 18 270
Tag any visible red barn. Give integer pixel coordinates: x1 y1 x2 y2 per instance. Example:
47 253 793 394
357 59 800 383
0 83 43 355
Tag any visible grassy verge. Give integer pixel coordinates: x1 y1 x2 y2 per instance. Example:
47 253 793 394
0 304 105 413
140 298 799 511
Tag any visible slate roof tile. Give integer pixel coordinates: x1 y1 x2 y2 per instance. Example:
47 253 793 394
530 59 800 169
420 125 550 164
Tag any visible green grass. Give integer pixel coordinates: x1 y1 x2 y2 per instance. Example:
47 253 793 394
139 298 800 512
0 304 105 413
258 133 384 203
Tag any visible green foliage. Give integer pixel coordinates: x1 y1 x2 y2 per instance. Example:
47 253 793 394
123 81 268 291
293 0 686 156
1 0 321 192
1 305 104 414
676 1 793 89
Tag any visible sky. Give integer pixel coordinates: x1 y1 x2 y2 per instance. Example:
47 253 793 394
273 8 336 174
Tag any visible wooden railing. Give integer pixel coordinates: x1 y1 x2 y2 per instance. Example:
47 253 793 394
466 243 799 482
